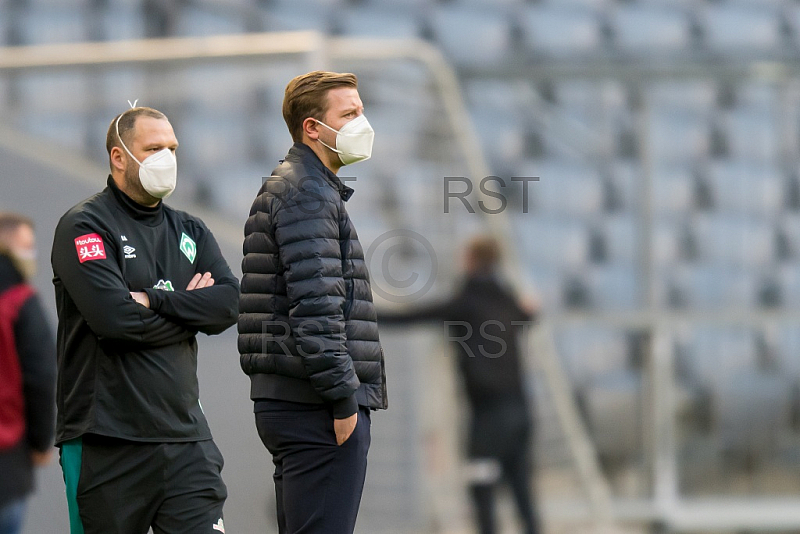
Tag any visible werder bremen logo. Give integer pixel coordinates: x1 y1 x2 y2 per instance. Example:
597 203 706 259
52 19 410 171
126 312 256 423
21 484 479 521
179 232 197 263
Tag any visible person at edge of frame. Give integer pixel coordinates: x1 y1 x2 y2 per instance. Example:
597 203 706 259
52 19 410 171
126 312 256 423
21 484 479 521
0 213 56 534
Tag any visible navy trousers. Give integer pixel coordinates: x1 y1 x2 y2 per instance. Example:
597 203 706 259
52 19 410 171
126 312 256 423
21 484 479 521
255 400 371 534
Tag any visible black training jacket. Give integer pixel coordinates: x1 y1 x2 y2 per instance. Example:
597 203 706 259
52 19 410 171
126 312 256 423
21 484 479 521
51 177 239 444
238 142 387 418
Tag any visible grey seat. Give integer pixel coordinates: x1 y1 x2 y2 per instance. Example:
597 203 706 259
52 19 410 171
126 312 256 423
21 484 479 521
701 4 783 53
429 7 513 68
610 4 692 53
520 5 605 57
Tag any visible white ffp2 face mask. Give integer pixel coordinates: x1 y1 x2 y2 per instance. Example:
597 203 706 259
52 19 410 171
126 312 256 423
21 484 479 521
316 114 375 166
115 114 177 199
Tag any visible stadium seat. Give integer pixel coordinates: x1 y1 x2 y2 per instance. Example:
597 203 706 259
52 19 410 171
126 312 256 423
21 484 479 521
585 264 641 310
539 0 611 10
470 109 527 170
176 112 252 170
774 325 800 377
429 7 513 68
700 4 784 53
336 8 421 39
517 158 604 215
718 107 779 162
610 4 692 53
705 160 783 214
653 219 688 266
520 5 605 57
777 213 800 262
555 79 627 110
683 327 760 386
174 5 246 37
583 369 643 461
735 81 779 108
606 162 642 212
523 264 563 311
776 264 800 309
260 3 335 33
516 215 591 267
690 213 775 267
596 214 638 264
26 0 92 7
465 79 527 116
712 371 792 458
99 5 146 41
16 7 89 45
14 71 91 113
669 264 759 309
21 112 90 152
646 80 718 112
647 107 711 163
652 165 698 217
179 64 260 111
556 326 630 388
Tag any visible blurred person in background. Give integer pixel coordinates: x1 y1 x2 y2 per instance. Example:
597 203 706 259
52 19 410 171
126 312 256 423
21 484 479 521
238 70 387 534
379 235 540 534
51 107 239 534
0 213 56 534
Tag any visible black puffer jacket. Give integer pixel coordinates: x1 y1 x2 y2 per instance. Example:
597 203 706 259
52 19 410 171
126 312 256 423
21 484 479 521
238 142 387 418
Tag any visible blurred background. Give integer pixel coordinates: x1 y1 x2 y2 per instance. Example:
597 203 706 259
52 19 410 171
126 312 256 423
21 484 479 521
2 0 800 532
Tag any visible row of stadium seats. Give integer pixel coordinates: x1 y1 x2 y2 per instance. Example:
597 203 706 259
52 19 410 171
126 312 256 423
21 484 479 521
4 3 800 61
558 325 800 465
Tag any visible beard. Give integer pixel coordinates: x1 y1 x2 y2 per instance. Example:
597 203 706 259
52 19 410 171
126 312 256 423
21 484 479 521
123 158 157 205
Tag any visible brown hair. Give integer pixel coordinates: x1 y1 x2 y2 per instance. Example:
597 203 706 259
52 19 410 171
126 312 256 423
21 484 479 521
466 235 502 273
105 107 168 169
282 71 358 143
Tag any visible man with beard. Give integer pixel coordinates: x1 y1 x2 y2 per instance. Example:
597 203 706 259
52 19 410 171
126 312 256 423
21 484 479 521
51 107 239 534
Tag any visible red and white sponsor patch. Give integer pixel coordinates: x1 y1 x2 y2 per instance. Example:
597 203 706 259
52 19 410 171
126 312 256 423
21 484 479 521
74 233 106 263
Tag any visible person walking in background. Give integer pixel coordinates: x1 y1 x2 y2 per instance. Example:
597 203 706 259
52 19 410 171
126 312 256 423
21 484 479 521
0 213 56 534
51 106 239 534
380 235 541 534
238 70 387 534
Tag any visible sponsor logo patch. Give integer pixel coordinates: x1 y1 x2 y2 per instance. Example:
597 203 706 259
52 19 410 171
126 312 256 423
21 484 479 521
123 245 136 259
74 233 106 263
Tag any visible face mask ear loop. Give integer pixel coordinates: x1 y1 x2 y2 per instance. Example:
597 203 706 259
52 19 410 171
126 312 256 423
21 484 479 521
315 119 344 155
115 112 143 166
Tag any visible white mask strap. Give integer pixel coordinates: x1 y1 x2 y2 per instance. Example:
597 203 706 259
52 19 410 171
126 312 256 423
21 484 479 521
115 111 143 166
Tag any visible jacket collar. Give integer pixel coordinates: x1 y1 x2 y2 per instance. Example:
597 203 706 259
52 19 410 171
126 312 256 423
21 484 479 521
106 175 165 226
287 142 354 201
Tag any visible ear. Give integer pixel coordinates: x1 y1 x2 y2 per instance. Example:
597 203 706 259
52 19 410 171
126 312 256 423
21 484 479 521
302 117 320 141
109 146 127 173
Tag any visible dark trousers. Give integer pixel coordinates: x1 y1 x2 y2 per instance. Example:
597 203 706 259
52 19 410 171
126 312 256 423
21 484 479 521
60 435 227 534
468 402 540 534
255 401 371 534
